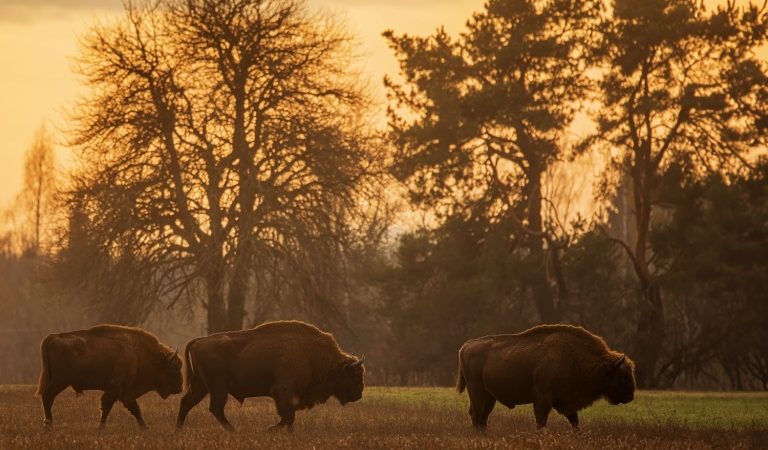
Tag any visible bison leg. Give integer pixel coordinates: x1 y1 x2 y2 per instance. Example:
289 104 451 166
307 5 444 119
268 396 296 433
532 398 553 429
99 391 118 426
468 390 496 430
176 383 208 429
40 383 66 427
122 400 147 428
565 412 579 429
209 392 234 432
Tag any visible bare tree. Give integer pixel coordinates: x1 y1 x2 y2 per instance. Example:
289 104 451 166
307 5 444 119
19 124 57 254
70 0 382 332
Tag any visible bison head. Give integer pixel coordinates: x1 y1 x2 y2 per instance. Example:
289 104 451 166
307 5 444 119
332 354 365 405
602 354 636 405
157 348 183 399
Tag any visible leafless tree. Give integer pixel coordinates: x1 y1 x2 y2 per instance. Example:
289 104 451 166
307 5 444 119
18 124 57 254
69 0 384 332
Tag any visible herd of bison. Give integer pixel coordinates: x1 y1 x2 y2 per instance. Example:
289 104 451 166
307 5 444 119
35 321 635 432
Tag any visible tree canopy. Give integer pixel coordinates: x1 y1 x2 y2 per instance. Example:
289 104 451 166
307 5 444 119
385 0 603 323
595 0 768 387
69 0 383 332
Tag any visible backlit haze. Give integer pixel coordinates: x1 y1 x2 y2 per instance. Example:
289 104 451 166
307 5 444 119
0 0 761 211
0 0 479 207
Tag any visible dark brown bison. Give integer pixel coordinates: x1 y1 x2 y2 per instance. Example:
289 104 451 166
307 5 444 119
36 324 183 428
456 324 635 430
176 320 365 432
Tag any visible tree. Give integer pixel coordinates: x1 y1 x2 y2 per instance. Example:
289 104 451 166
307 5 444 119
53 193 162 324
650 160 768 389
595 0 768 387
70 0 381 332
19 124 57 253
377 215 532 384
384 0 602 323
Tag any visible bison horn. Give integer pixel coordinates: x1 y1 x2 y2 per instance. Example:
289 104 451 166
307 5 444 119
168 347 179 362
613 354 626 368
348 354 365 369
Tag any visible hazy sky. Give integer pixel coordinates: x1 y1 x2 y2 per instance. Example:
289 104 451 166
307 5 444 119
0 0 479 207
0 0 758 210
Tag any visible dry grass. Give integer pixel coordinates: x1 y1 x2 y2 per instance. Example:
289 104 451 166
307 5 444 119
1 385 767 449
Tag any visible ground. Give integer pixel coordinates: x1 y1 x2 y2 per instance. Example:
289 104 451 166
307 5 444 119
1 386 767 449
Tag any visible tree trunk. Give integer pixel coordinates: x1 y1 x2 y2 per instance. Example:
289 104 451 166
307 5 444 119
226 79 253 332
529 244 559 323
626 139 666 388
205 265 228 334
226 254 249 331
525 163 560 324
632 283 665 388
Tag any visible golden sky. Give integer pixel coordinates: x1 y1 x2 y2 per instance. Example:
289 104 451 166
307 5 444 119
0 0 760 210
0 0 479 207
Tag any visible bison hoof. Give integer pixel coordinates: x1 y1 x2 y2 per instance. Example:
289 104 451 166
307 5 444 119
43 419 52 428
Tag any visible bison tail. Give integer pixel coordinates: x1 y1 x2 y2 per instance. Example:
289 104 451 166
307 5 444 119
182 338 199 393
456 369 466 393
35 335 54 398
456 352 466 393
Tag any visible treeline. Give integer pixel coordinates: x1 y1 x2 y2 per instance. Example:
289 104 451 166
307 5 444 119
0 0 767 390
369 162 768 389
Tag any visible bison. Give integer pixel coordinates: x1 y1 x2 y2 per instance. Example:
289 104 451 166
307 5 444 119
176 320 365 432
456 324 635 430
36 324 183 428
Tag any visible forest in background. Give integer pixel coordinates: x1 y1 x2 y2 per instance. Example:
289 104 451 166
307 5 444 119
0 0 766 390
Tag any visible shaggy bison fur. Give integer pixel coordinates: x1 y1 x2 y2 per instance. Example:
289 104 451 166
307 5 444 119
457 324 635 430
36 324 182 428
176 320 365 432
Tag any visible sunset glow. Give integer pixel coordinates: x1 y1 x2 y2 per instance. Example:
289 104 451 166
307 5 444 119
0 0 480 206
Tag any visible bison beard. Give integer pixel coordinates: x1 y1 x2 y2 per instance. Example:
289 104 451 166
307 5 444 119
176 320 365 432
456 324 635 430
35 325 183 428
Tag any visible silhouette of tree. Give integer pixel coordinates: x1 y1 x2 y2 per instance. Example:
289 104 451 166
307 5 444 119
54 193 161 324
19 124 57 254
69 0 381 332
649 160 768 389
384 0 602 323
594 0 768 387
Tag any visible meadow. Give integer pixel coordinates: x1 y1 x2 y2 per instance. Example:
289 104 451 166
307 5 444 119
1 385 767 449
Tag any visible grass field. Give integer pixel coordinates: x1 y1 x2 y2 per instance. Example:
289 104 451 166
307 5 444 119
1 385 767 449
